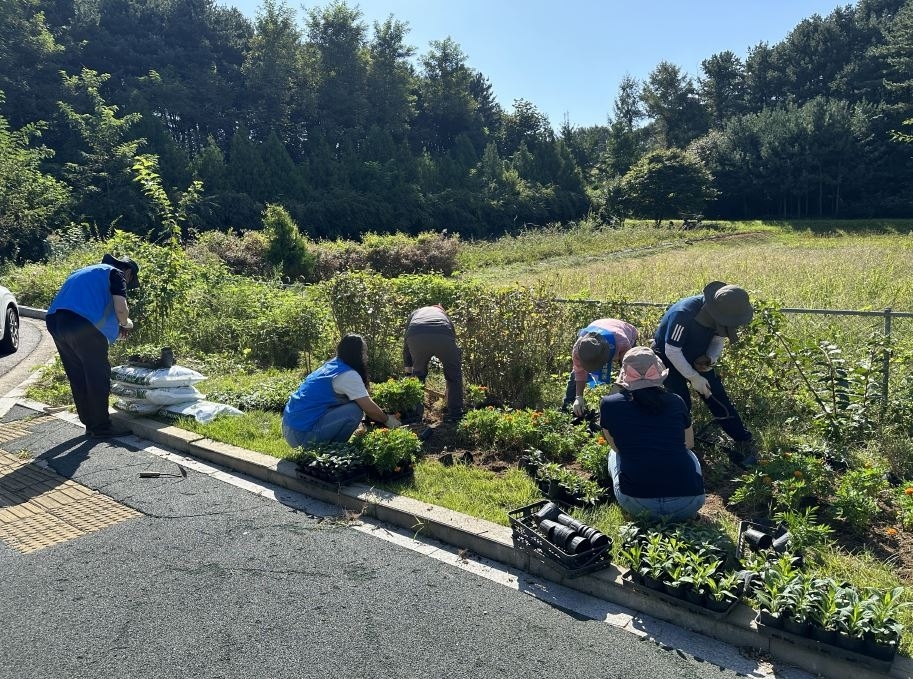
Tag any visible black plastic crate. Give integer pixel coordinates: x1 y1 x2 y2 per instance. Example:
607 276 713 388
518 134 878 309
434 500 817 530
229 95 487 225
508 500 613 578
296 461 369 487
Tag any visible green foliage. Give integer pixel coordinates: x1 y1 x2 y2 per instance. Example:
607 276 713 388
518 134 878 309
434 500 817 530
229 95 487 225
729 447 833 513
576 435 611 485
24 358 73 407
354 427 422 472
617 148 716 225
316 232 461 279
204 370 302 413
457 407 591 462
831 465 889 533
262 203 316 282
371 377 424 415
895 484 913 530
0 102 71 263
185 229 271 277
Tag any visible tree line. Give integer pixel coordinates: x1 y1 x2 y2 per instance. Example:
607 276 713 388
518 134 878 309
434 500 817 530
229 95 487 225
1 0 912 264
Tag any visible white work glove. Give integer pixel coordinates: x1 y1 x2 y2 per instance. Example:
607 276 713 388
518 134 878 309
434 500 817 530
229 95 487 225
689 374 712 398
572 396 586 417
385 414 402 429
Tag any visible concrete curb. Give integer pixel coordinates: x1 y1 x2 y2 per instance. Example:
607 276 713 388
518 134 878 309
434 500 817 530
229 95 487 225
112 412 912 679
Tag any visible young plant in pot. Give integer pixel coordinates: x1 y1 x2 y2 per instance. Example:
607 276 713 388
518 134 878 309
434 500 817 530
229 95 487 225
617 539 644 584
679 553 722 608
752 554 801 628
833 586 870 654
704 570 742 613
807 577 841 645
780 572 819 637
862 586 907 661
640 532 671 591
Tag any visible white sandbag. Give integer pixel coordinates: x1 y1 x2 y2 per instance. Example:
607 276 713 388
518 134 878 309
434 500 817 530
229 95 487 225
111 382 205 405
158 400 243 424
112 397 160 415
110 364 207 388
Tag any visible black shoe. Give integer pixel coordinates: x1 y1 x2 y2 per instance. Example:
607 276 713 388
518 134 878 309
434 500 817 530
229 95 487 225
729 440 758 468
87 425 132 438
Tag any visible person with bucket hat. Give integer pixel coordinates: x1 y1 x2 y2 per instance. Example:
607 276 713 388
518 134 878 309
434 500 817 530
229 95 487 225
46 254 140 438
653 281 756 466
599 346 705 521
562 318 639 417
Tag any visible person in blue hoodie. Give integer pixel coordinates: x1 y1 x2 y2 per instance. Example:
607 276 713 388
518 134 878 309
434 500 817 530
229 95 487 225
45 254 140 438
282 334 402 448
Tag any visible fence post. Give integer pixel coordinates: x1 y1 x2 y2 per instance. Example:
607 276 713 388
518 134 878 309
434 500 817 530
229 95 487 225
883 307 892 402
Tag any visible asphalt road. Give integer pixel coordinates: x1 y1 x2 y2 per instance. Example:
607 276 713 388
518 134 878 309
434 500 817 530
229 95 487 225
0 316 54 397
0 321 810 679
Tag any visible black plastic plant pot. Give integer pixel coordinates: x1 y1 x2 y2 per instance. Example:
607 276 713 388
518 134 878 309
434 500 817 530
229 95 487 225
864 638 898 662
705 596 733 613
550 524 578 550
757 610 782 629
642 574 664 591
566 536 590 554
835 631 867 654
809 624 837 645
782 616 810 637
663 582 685 599
439 452 454 466
538 519 560 540
685 588 706 607
533 502 561 523
555 514 585 532
587 532 610 549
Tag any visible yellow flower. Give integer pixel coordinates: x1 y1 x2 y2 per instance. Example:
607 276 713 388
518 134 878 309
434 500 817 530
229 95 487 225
597 436 607 445
887 527 899 536
905 487 913 496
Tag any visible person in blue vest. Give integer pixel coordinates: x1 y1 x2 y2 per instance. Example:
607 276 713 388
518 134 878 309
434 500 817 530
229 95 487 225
45 254 140 438
282 334 402 448
562 318 639 417
653 281 756 466
600 346 704 521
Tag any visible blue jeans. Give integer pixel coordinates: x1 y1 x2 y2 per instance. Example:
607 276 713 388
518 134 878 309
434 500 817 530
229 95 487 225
608 449 705 521
282 402 364 447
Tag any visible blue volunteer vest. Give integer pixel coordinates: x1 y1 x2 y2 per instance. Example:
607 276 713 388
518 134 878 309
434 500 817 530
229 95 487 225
283 358 355 432
47 264 122 343
579 324 617 386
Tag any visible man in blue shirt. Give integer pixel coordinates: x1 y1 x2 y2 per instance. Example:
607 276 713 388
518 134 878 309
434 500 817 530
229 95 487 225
46 254 140 438
653 281 756 466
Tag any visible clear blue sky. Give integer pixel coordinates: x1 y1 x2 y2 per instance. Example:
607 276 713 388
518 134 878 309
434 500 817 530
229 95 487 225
225 0 851 129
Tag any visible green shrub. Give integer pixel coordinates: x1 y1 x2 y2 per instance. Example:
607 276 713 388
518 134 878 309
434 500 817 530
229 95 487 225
185 229 271 278
371 377 424 415
263 203 317 283
314 231 460 280
355 427 422 472
577 435 611 484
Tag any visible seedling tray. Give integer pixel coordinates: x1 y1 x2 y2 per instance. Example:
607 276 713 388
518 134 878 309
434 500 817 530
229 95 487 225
296 462 369 487
755 616 895 672
508 500 613 578
620 570 737 619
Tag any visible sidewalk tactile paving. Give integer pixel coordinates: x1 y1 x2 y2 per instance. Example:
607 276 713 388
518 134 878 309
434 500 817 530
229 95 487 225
0 416 55 445
0 450 140 554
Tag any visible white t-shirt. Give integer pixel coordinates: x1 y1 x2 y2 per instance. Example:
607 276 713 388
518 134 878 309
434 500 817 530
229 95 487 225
333 371 369 400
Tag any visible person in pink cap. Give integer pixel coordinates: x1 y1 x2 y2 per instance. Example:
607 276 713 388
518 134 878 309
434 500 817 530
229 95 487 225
600 346 705 521
562 318 639 417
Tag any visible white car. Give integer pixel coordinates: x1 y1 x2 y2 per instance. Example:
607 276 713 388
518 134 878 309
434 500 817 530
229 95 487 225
0 285 19 353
